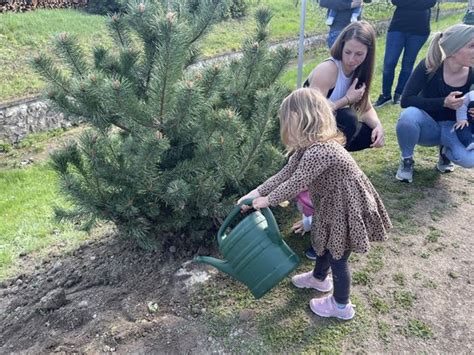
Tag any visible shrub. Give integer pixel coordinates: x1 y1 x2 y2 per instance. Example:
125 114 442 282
32 0 291 251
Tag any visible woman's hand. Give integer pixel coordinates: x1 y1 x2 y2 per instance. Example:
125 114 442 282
346 78 366 105
453 120 469 130
370 123 385 148
443 91 464 110
237 189 260 205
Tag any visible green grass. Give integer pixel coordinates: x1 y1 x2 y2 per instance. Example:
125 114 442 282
0 9 110 101
0 1 467 101
0 9 467 352
402 319 434 339
0 163 87 279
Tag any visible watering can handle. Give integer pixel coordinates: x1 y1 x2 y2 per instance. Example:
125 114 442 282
217 198 282 246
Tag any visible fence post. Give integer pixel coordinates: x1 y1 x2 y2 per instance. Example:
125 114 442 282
297 0 307 88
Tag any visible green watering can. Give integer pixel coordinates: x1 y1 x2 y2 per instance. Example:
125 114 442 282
194 199 300 299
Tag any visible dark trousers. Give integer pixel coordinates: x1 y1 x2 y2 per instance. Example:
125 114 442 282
382 31 428 97
456 120 474 148
313 250 352 304
457 102 474 148
327 30 341 49
336 107 373 151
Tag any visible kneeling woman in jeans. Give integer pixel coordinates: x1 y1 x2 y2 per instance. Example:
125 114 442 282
395 24 474 183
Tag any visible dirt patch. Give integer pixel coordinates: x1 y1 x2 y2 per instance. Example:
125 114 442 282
0 155 473 353
0 234 223 353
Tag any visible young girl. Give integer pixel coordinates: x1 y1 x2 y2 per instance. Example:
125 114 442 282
238 88 391 320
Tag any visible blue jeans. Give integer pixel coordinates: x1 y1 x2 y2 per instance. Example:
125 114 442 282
382 31 429 97
327 30 341 49
456 121 474 148
313 250 351 304
396 107 474 168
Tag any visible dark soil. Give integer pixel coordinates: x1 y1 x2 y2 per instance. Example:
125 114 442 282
0 233 221 353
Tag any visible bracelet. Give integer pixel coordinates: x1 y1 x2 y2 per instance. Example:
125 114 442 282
344 95 351 106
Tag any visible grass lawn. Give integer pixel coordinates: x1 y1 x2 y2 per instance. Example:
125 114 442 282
0 163 88 279
0 8 471 352
0 1 466 102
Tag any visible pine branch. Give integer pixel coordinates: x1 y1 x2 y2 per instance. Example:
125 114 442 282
54 32 88 78
31 55 70 93
188 0 222 45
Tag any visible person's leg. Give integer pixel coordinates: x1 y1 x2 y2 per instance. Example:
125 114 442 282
439 121 474 167
455 124 473 148
382 31 405 98
395 107 441 182
396 107 441 159
326 9 336 25
328 250 351 305
335 108 373 151
351 6 362 22
327 30 341 49
309 251 355 320
313 251 331 281
394 34 429 96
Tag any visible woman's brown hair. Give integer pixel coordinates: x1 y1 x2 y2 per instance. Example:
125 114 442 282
330 21 376 113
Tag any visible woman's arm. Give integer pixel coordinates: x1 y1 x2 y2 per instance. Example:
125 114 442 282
359 101 385 147
400 60 445 110
308 61 350 110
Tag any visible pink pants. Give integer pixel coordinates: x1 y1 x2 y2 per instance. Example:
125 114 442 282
296 190 314 217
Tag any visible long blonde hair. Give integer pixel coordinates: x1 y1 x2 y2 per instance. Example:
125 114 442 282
279 88 345 153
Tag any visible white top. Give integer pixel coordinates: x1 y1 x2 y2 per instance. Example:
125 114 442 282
327 58 353 103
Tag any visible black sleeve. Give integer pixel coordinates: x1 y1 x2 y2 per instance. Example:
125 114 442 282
391 0 436 10
400 60 445 110
320 0 352 11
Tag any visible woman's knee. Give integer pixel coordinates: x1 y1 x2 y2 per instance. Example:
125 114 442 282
396 107 420 133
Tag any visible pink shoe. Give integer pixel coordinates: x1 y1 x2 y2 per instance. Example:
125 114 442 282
309 295 355 320
291 271 333 292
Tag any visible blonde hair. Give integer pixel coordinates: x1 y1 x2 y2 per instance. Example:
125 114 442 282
279 88 346 153
425 32 445 74
426 24 474 74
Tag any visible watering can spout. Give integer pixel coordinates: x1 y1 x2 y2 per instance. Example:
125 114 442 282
194 256 238 280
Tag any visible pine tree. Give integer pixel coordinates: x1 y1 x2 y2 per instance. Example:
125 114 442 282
32 0 292 251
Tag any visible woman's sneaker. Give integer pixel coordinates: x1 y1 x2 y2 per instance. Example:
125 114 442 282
291 271 333 292
374 94 392 108
395 157 414 183
393 93 402 105
309 295 355 320
436 146 454 173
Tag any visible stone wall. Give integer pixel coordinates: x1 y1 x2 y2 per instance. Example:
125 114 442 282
0 9 463 144
0 97 72 144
